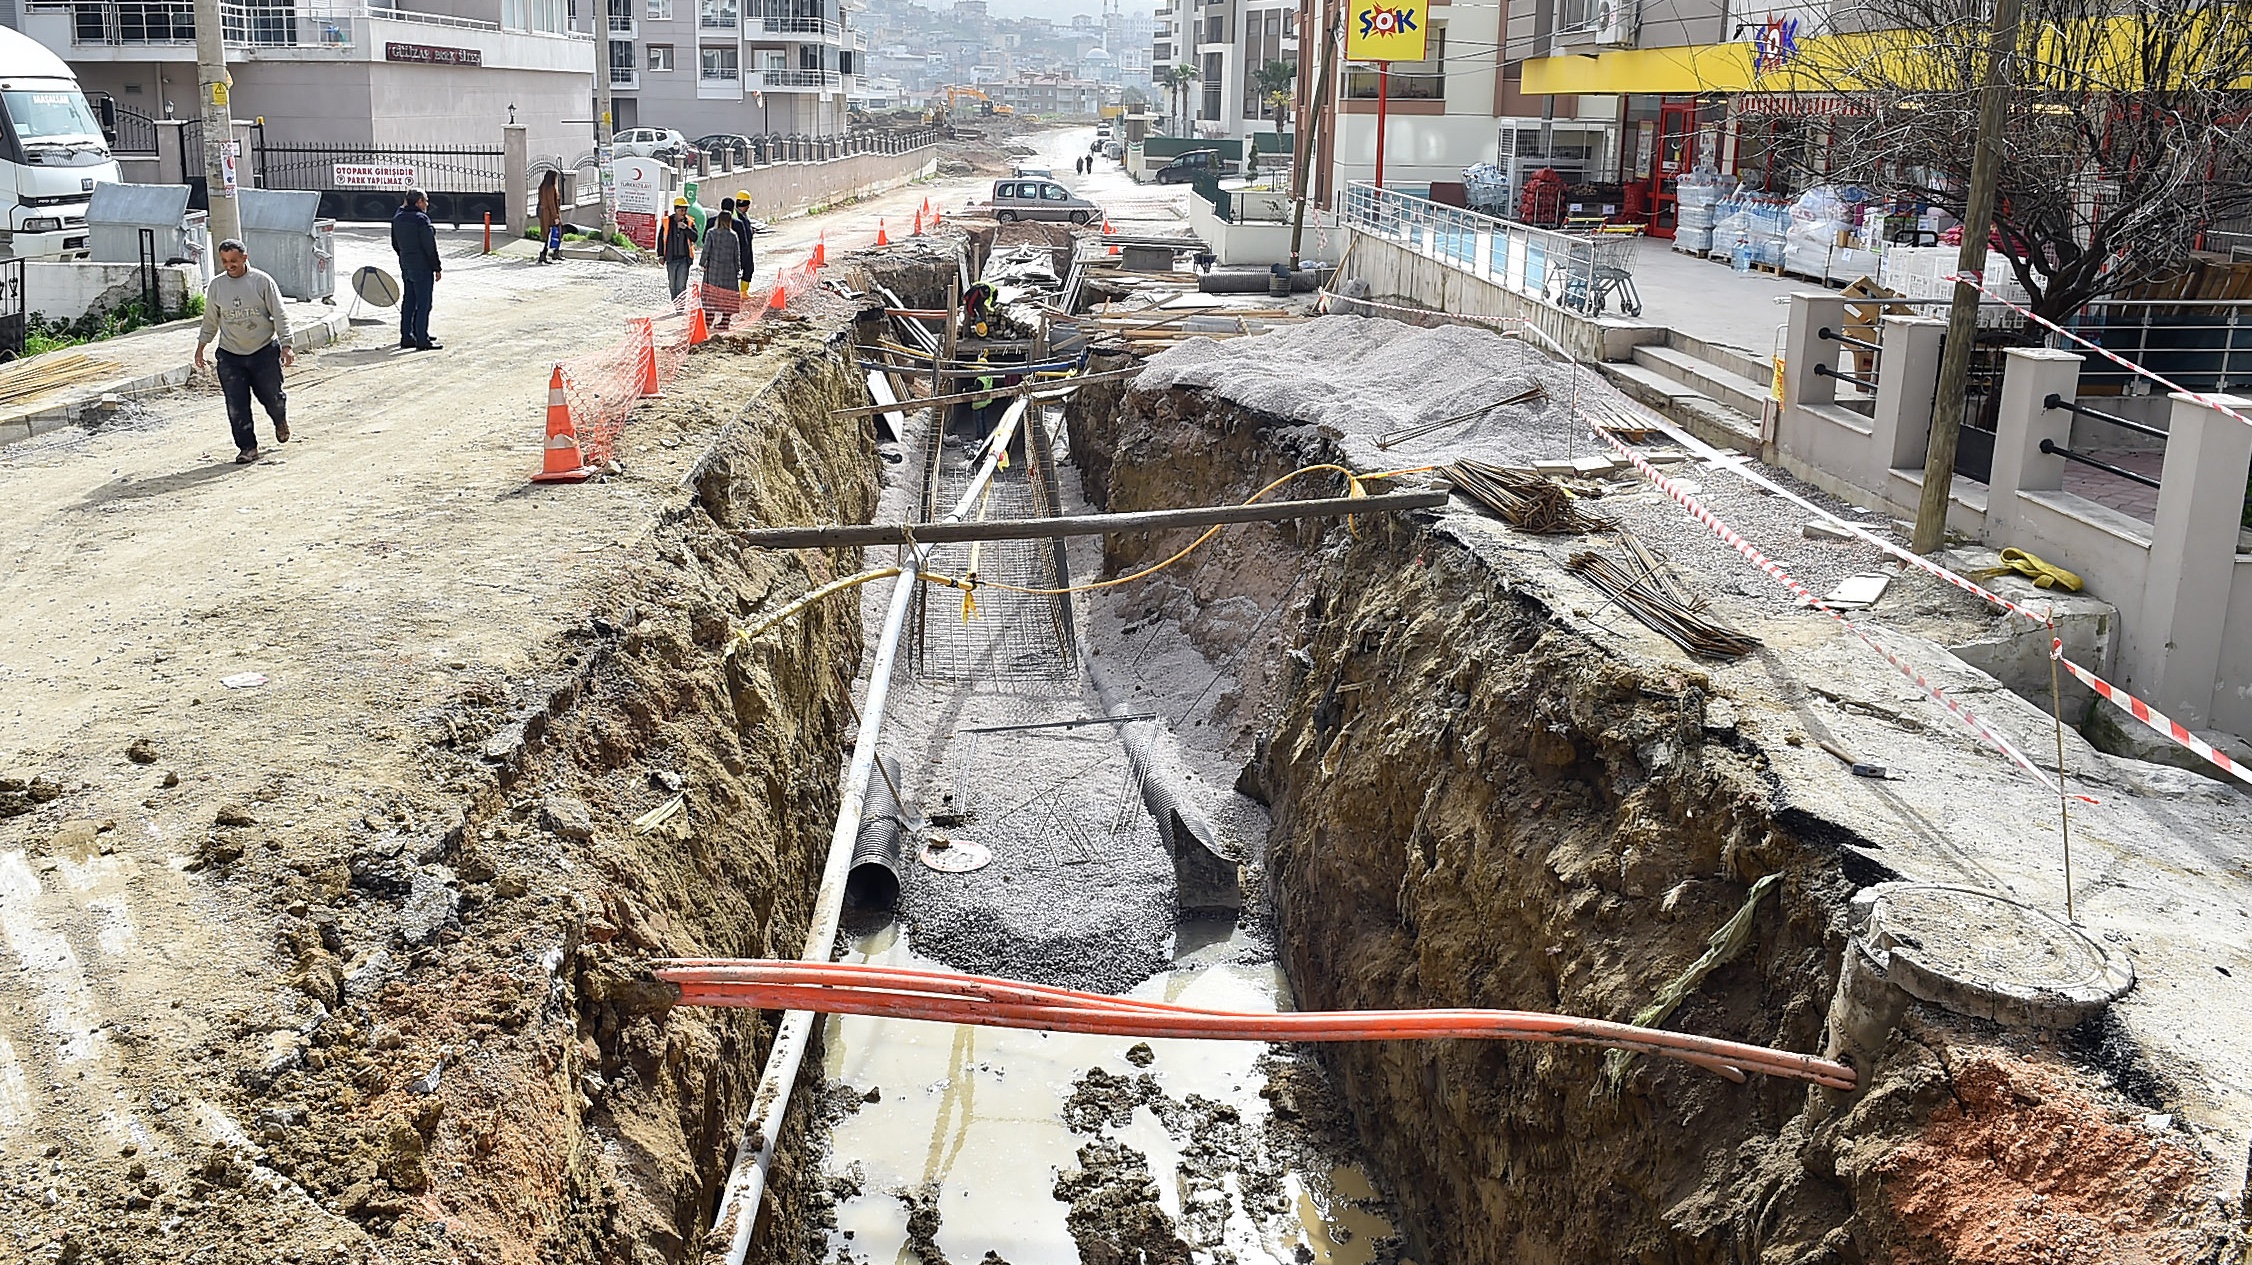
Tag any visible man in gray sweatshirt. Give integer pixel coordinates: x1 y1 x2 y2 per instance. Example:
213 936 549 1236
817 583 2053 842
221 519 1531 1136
194 238 295 464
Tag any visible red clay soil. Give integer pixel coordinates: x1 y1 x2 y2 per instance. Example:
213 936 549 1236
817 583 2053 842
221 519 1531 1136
1878 1057 2214 1265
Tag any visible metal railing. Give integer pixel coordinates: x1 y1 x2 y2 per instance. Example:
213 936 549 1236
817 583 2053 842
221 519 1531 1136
754 67 842 89
754 14 838 36
36 0 519 44
1339 180 1643 320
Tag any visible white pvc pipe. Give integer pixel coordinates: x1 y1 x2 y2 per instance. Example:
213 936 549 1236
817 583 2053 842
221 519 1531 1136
707 396 1031 1264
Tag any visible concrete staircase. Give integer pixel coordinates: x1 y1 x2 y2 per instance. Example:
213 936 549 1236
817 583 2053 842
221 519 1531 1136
1597 331 1772 454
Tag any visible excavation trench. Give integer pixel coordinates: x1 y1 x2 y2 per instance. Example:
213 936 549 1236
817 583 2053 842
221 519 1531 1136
509 305 2228 1265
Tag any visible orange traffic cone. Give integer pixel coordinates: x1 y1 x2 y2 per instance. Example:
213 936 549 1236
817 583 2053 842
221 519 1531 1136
768 283 788 311
531 366 590 483
812 233 826 267
1103 216 1119 256
912 207 924 236
932 205 942 227
875 218 890 247
632 318 661 397
688 305 710 346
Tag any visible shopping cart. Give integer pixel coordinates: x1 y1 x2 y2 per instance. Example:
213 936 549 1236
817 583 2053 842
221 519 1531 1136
1544 226 1644 317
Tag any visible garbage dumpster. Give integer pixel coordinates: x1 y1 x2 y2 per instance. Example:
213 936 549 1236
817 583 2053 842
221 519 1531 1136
239 188 337 301
86 182 210 283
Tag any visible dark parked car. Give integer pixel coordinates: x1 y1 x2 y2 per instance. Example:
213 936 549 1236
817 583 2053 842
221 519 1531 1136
1154 149 1228 184
694 133 752 161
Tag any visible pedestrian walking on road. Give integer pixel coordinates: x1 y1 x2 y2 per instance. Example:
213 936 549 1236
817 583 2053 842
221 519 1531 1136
193 238 294 465
391 189 442 351
732 190 757 295
658 196 698 300
536 170 563 263
700 205 743 329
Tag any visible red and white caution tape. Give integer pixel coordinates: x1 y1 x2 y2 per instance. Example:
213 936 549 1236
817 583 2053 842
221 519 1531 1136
1592 425 2095 803
2050 641 2252 787
1944 270 2252 433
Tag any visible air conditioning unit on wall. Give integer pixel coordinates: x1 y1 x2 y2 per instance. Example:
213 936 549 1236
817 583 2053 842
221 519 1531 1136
1590 0 1635 46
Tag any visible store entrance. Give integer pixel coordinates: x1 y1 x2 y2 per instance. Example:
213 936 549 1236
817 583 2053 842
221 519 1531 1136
1645 99 1697 239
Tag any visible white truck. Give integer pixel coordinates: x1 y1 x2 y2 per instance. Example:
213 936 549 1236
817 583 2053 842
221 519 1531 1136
0 26 123 259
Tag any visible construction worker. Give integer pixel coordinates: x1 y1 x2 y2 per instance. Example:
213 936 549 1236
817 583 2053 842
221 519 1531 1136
658 197 698 301
969 352 999 439
733 190 757 295
961 282 997 339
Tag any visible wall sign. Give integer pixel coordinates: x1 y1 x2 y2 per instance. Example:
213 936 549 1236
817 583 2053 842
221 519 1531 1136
1345 1 1426 61
334 162 417 188
385 41 483 66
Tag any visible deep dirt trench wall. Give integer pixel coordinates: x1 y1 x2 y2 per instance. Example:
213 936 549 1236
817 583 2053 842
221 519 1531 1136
1067 376 2245 1265
89 326 885 1265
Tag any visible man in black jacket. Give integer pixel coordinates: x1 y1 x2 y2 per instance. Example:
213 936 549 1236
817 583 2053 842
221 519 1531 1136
731 189 756 293
390 189 442 351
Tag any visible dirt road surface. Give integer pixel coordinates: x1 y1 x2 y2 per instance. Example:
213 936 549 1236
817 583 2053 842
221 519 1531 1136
0 129 1185 1264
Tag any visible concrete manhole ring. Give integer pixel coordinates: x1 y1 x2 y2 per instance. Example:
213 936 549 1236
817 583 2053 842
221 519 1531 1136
919 837 992 874
1852 882 2134 1029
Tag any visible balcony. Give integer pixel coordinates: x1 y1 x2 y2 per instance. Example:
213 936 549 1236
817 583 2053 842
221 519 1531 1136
698 62 741 95
751 13 837 38
607 1 635 37
748 66 841 91
26 0 524 54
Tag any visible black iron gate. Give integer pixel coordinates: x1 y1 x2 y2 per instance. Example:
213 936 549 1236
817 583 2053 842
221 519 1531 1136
253 140 506 224
0 259 27 360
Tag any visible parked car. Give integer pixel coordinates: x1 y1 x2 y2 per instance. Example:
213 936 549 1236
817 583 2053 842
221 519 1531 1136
987 178 1100 224
614 127 691 162
693 132 752 160
1154 149 1227 184
1103 140 1123 160
1011 164 1054 179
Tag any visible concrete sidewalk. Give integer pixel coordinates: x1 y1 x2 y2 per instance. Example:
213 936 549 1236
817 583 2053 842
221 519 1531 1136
1630 236 1801 355
0 300 348 447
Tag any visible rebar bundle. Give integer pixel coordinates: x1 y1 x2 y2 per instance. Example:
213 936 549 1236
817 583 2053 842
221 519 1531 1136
1445 459 1612 534
1568 530 1761 658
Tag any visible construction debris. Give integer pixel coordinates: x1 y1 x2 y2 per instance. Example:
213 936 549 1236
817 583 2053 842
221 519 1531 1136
1378 384 1547 449
1569 529 1761 658
1444 459 1612 534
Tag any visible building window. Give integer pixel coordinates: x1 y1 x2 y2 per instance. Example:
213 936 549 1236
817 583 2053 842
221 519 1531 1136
647 0 671 16
532 0 567 32
1204 14 1221 42
1344 23 1442 100
1202 50 1220 117
610 40 636 82
503 0 527 30
700 44 739 80
698 0 737 28
648 42 675 69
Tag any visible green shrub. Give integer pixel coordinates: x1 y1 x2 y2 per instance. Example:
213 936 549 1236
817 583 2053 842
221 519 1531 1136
23 293 202 356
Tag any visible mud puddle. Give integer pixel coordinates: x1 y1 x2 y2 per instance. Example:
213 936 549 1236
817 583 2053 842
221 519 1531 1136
819 922 1405 1265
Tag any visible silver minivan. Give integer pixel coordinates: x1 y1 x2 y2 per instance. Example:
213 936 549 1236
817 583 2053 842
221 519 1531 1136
989 178 1100 224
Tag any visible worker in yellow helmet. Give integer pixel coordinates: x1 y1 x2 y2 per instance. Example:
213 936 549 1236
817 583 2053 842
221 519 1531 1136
732 190 756 295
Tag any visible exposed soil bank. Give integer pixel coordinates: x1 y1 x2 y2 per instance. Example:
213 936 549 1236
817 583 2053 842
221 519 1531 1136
5 320 879 1265
1068 359 2244 1264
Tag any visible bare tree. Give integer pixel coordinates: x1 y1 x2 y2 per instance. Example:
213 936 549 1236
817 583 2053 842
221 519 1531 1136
1790 0 2252 320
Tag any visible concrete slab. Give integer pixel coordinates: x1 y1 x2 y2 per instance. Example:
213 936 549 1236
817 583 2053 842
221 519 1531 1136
1631 236 1802 356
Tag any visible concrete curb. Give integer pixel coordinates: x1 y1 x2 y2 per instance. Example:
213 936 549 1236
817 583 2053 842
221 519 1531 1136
0 307 351 450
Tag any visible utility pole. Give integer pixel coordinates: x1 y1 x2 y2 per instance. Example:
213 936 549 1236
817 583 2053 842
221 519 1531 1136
1288 3 1340 268
1913 0 2025 553
594 4 618 237
193 0 238 243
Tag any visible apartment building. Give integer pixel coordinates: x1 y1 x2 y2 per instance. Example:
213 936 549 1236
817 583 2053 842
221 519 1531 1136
1511 0 1831 233
1151 0 1294 143
604 0 863 138
11 0 593 155
991 71 1107 116
1284 0 1612 206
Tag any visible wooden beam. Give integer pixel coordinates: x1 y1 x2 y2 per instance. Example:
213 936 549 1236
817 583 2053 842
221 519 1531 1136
829 365 1145 417
731 488 1449 549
